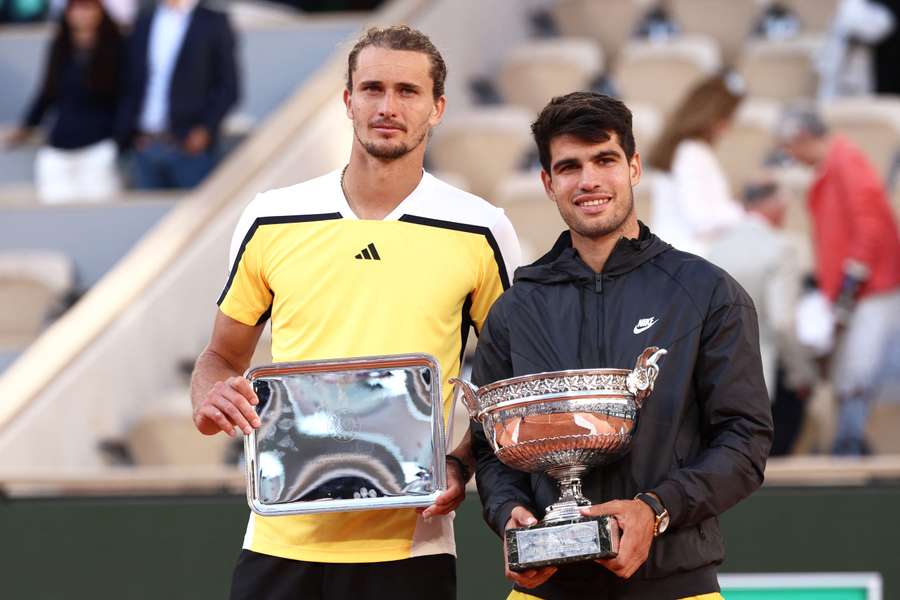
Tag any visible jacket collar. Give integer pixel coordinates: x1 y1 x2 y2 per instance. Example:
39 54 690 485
514 221 671 285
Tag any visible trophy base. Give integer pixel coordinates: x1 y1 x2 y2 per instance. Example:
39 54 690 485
506 515 619 572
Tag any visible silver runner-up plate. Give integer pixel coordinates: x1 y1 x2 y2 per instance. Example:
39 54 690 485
243 354 446 516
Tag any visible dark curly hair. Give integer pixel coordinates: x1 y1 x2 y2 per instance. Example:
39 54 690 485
531 92 636 174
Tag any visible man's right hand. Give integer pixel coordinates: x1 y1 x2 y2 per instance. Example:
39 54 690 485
193 375 260 437
503 506 557 589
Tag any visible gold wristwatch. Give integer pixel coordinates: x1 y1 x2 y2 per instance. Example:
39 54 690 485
635 492 670 537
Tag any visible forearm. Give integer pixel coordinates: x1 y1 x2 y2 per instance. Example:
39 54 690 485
448 427 476 479
190 346 247 413
23 94 49 129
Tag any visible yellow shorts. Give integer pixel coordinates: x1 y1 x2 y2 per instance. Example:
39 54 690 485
508 592 724 600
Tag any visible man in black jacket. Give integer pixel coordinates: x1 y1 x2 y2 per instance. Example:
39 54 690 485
117 0 239 189
470 92 773 600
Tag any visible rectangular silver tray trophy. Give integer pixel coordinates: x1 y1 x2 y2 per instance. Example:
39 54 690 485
243 354 450 516
452 347 667 572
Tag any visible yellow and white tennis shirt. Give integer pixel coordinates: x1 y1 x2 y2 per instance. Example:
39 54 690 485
218 169 520 564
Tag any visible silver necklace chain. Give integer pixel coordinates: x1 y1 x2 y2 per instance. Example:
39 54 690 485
339 164 352 209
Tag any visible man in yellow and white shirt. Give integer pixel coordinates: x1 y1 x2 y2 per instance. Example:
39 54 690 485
191 25 520 600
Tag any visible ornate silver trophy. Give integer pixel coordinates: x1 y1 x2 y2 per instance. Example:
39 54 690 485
452 346 666 571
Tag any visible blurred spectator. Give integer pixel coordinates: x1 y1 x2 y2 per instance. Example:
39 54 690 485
117 0 239 189
708 179 817 455
817 0 896 100
708 178 815 400
4 0 123 203
647 73 745 258
778 104 900 455
871 0 900 93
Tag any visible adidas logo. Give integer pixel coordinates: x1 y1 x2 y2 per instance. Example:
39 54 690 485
355 242 381 261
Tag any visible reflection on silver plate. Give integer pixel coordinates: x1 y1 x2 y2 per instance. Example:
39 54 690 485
243 354 446 516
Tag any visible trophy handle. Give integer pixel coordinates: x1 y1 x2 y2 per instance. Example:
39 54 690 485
626 347 667 408
449 378 481 420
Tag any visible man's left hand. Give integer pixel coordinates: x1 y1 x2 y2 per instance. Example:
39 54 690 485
581 499 656 579
419 456 468 518
184 126 211 155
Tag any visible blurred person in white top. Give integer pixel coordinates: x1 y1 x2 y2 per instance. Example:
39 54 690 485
647 74 745 258
707 178 816 404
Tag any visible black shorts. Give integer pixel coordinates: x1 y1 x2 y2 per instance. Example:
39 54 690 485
229 549 457 600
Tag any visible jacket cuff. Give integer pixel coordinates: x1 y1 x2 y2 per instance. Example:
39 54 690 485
494 500 532 537
651 480 686 528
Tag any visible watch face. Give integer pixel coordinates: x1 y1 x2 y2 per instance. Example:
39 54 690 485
658 513 670 534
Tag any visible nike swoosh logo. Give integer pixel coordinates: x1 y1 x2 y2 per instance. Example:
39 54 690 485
633 318 659 334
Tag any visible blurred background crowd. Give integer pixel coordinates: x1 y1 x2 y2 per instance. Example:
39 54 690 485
1 0 899 596
4 0 898 461
1 0 900 496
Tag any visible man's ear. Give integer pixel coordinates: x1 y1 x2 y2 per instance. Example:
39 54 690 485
429 95 446 127
343 88 353 120
629 151 642 187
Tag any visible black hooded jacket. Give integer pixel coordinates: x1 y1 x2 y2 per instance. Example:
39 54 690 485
470 224 774 599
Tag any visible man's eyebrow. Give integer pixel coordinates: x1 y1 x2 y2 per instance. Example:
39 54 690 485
551 157 580 172
592 149 621 160
357 79 383 87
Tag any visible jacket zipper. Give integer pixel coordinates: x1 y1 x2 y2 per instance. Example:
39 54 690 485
594 272 608 503
595 273 606 365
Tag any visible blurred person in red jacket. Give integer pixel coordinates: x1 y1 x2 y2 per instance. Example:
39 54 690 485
778 104 900 455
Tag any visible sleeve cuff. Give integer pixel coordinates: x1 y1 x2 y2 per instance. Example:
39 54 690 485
651 480 687 528
494 500 533 537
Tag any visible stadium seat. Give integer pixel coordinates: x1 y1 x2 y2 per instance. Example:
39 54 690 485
497 37 604 116
715 98 781 194
493 172 566 264
615 35 721 116
0 250 73 351
782 0 840 33
551 0 653 65
737 37 822 101
630 102 664 157
429 106 533 200
127 388 233 466
822 96 900 183
669 0 766 65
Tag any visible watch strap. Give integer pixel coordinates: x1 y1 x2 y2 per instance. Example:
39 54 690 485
634 492 665 516
634 492 667 536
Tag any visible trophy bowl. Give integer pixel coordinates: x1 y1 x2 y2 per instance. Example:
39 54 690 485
451 346 666 570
